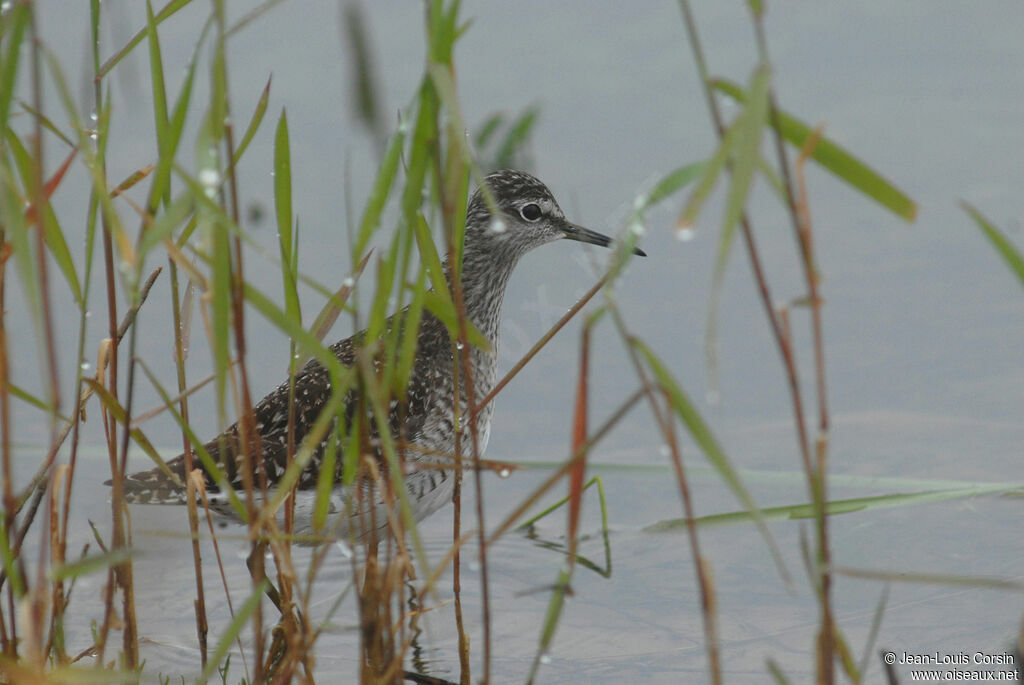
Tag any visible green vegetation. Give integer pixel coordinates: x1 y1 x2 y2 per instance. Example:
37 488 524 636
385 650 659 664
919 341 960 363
0 1 1017 684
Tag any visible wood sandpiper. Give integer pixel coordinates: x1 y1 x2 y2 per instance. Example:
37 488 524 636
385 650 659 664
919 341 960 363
117 169 645 538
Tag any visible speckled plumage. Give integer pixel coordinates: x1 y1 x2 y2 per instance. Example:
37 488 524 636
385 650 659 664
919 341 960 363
118 170 643 537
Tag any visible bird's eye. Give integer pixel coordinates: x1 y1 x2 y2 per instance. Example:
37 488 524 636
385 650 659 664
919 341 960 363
519 203 542 222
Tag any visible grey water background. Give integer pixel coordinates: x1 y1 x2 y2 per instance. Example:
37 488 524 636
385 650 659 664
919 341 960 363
8 1 1024 682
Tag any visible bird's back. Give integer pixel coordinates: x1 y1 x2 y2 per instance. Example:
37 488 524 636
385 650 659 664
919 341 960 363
118 306 492 535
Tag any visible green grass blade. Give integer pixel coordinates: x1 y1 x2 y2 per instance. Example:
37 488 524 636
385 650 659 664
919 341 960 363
201 170 232 419
645 483 1019 531
962 201 1024 288
40 202 83 305
138 189 194 257
312 424 340 532
4 133 83 304
49 549 132 581
678 119 740 229
98 0 194 79
711 77 916 222
8 382 68 420
638 160 707 212
633 339 787 579
135 359 245 519
527 564 572 683
145 0 170 206
704 66 770 395
354 127 404 261
0 2 29 127
232 75 271 166
83 379 166 468
274 109 301 329
474 112 504 149
495 104 538 169
199 580 269 682
45 48 136 274
836 566 1024 592
0 512 25 598
412 212 453 310
766 659 792 685
15 100 76 148
0 155 41 324
242 284 343 376
718 64 769 275
141 44 197 236
395 268 428 399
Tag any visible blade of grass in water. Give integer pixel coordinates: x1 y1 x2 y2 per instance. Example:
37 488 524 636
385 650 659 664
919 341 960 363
97 0 195 78
494 105 538 169
274 109 301 334
711 77 916 222
232 76 272 166
200 580 269 683
718 64 770 265
633 339 786 577
49 549 131 582
145 0 169 201
962 201 1024 288
0 3 30 126
354 128 404 260
134 359 246 520
644 483 1019 531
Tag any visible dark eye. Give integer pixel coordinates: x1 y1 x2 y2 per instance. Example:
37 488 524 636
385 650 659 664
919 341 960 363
519 203 542 222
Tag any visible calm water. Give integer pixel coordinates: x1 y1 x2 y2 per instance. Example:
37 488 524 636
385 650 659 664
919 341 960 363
10 1 1024 682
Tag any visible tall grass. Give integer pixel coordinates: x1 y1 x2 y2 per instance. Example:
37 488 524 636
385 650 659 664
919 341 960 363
2 1 1020 684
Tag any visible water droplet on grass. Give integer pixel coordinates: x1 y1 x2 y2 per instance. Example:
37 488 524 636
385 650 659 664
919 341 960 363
676 226 696 242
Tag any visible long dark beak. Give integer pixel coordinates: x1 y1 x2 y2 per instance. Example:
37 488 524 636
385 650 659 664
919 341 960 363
561 221 647 257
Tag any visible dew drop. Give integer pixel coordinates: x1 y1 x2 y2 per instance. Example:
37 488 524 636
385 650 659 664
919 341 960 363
490 218 506 234
539 653 552 665
498 468 511 479
633 193 647 210
676 226 696 242
455 341 464 350
342 277 355 288
198 167 220 189
80 362 92 372
629 221 646 237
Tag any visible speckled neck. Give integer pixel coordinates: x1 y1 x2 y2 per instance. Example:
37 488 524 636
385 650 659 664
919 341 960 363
447 241 520 347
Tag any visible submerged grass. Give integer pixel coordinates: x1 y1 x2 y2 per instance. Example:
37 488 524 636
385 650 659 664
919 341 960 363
0 1 1018 684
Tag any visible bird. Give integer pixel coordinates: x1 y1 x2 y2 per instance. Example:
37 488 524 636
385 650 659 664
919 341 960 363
116 169 645 539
